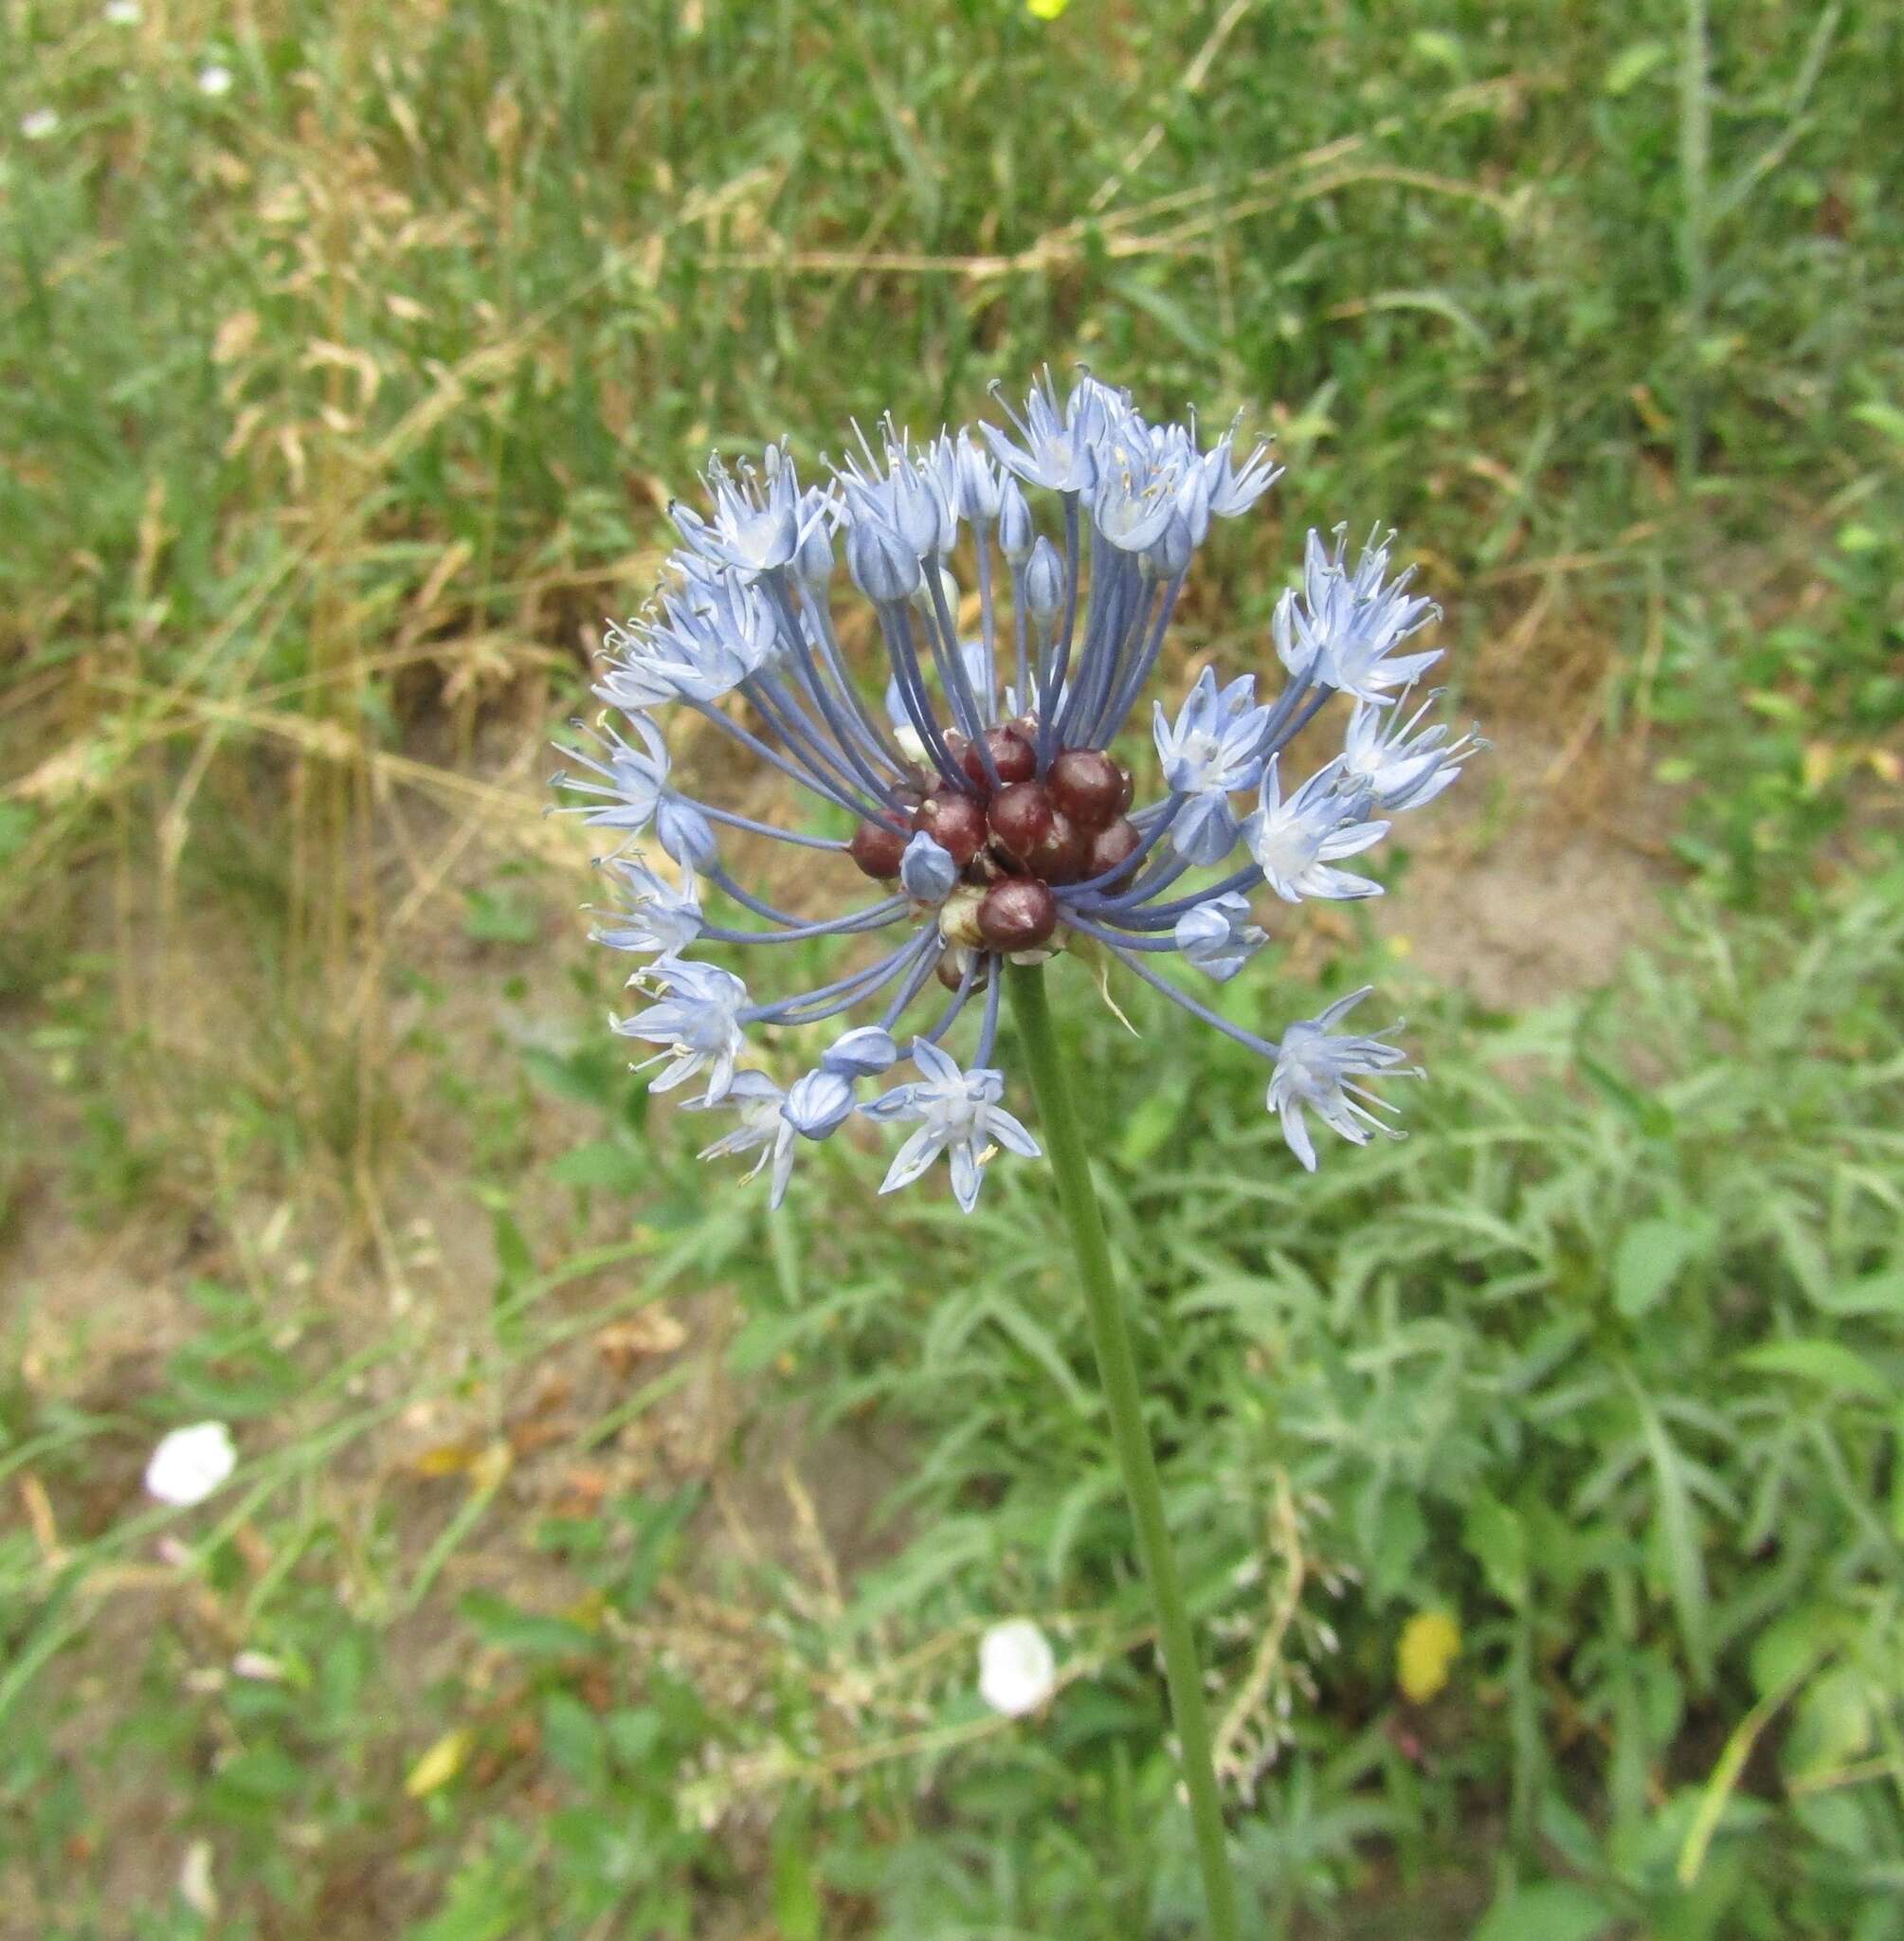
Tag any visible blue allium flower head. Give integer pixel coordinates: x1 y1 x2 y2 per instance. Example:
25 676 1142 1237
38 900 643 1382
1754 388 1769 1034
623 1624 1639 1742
558 371 1481 1208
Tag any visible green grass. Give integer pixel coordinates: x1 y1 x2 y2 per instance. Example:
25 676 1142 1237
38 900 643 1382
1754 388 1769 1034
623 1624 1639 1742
3 0 1903 1936
6 887 1902 1936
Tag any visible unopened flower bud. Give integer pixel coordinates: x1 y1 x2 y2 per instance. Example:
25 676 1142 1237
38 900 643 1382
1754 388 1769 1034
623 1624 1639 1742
997 479 1034 565
657 796 717 869
795 518 835 590
821 1026 898 1077
846 516 922 603
948 435 1001 524
1023 535 1065 623
899 831 959 903
785 1068 855 1139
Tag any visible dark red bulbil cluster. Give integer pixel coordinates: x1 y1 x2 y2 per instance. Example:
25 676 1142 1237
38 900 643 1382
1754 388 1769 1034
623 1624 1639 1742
849 721 1137 955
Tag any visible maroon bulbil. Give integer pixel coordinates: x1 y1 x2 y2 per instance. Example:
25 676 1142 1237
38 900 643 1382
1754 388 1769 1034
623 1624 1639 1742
1048 748 1126 830
848 819 909 880
1084 817 1142 886
977 879 1058 952
960 725 1038 793
1021 808 1087 883
914 793 988 867
879 735 1133 929
987 780 1054 859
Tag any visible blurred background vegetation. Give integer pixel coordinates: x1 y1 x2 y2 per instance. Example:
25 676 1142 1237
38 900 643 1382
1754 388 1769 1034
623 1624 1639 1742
2 0 1900 1935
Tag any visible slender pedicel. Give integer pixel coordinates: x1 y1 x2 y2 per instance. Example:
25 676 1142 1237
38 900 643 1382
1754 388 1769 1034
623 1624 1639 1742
686 698 901 827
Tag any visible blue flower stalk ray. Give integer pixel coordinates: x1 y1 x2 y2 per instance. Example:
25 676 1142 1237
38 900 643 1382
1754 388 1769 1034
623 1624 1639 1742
555 372 1484 1212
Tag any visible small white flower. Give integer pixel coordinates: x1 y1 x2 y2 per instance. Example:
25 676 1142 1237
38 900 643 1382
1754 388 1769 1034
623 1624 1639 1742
1267 987 1419 1170
197 63 234 98
590 855 702 957
863 1039 1041 1212
103 0 143 23
1242 756 1389 903
613 956 749 1104
1152 665 1275 862
178 1839 219 1919
1274 526 1442 704
978 1618 1059 1716
144 1422 237 1506
692 1071 798 1206
21 108 61 141
1341 688 1483 812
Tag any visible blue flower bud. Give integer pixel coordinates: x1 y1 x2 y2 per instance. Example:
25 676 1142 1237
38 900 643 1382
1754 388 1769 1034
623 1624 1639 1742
784 1067 856 1139
795 520 835 590
821 1026 898 1078
1023 535 1065 623
845 515 922 603
656 796 718 870
946 435 1001 524
996 480 1034 565
899 831 958 903
889 460 953 557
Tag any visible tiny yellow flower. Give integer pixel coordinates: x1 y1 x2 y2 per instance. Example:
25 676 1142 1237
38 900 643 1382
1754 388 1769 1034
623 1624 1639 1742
405 1726 474 1798
1397 1609 1460 1704
1026 0 1072 18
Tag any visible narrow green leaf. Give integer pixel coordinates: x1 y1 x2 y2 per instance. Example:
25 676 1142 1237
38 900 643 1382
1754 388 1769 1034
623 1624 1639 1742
1613 1217 1706 1318
1463 1493 1529 1607
1737 1338 1889 1403
1475 1879 1617 1941
456 1589 600 1659
985 1297 1092 1415
1602 40 1669 95
1110 275 1215 356
1638 1397 1712 1686
1809 1267 1904 1317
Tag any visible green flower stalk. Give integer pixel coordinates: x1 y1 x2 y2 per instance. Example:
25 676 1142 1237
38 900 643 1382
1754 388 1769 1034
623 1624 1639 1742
1007 958 1241 1936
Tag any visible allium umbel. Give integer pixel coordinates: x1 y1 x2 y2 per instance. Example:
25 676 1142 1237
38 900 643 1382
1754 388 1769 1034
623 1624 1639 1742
556 372 1480 1211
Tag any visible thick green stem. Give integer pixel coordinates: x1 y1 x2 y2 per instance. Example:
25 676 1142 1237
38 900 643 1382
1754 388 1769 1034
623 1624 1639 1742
1006 960 1242 1940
